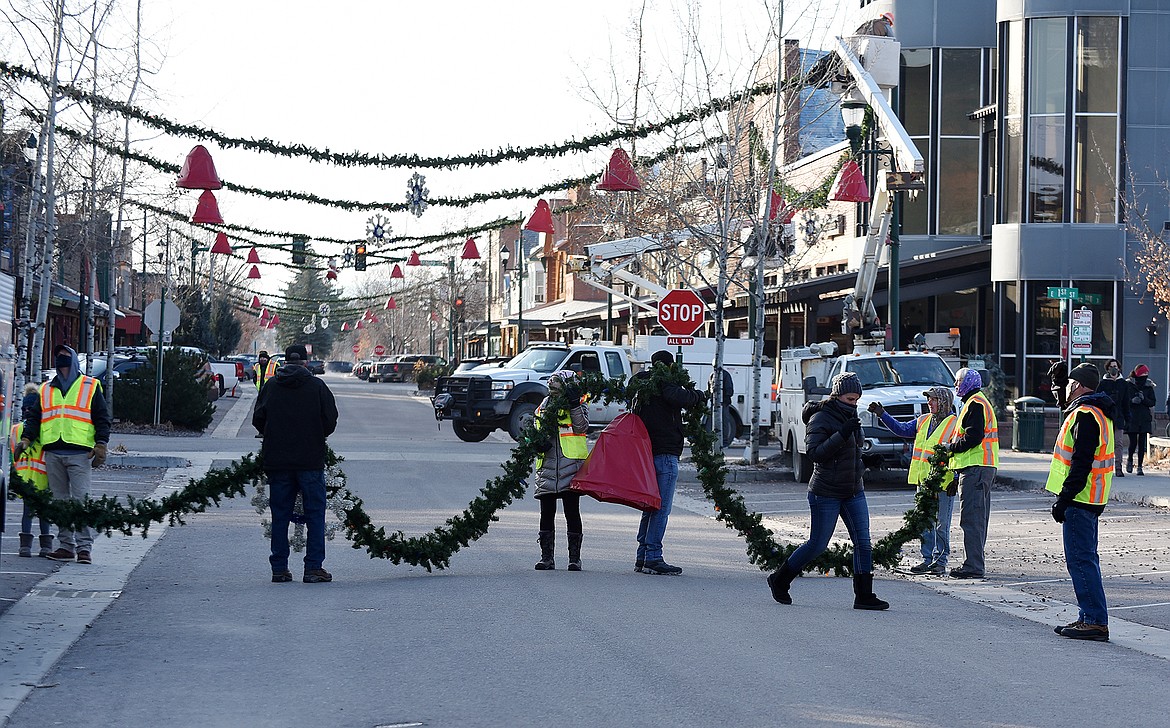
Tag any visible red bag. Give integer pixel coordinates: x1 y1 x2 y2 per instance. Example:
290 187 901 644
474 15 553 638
570 412 661 511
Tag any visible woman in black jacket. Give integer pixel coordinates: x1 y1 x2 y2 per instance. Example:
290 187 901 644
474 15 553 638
1097 359 1129 478
1123 364 1157 475
766 372 889 610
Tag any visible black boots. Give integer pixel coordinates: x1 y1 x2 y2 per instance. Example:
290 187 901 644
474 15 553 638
567 532 583 571
767 561 799 604
535 531 555 570
38 534 54 557
18 533 33 557
853 573 890 610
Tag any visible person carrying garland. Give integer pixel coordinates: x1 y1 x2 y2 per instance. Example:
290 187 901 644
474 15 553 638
1048 363 1115 642
936 367 999 579
869 386 958 576
12 384 53 558
531 370 589 571
767 372 889 610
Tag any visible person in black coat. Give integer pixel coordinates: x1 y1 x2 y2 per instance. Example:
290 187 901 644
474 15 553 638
1097 359 1129 478
1123 364 1156 475
253 343 339 584
766 372 889 610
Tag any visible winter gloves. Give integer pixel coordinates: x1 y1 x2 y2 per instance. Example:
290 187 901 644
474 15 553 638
840 417 862 436
90 442 108 468
1051 499 1069 523
867 401 885 417
14 438 31 457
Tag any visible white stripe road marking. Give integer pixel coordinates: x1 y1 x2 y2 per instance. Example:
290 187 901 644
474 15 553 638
1112 602 1170 611
1002 570 1170 587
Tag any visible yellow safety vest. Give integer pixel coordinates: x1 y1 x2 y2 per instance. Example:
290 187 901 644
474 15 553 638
39 376 100 449
908 413 957 488
9 422 47 490
535 409 588 468
1045 405 1114 505
949 391 1000 469
254 359 278 389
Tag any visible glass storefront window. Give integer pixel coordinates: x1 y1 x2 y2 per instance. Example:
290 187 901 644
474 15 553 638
940 49 982 135
902 137 930 234
938 138 980 235
1003 117 1023 223
1076 17 1119 114
1028 280 1062 356
1072 280 1115 356
1000 282 1018 355
1025 358 1060 404
1030 18 1067 115
1074 115 1118 223
901 49 932 137
937 290 978 352
1002 22 1024 224
1028 116 1066 223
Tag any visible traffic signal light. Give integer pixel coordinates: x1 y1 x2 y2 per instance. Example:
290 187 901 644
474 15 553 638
354 243 367 271
291 235 307 265
454 296 465 310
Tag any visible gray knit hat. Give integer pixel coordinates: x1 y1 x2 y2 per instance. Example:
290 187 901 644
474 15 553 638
830 372 863 397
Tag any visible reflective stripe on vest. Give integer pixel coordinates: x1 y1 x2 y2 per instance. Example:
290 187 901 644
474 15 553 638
949 392 1000 469
908 413 957 487
40 376 99 449
10 422 48 490
255 360 279 389
534 409 588 468
1045 405 1114 505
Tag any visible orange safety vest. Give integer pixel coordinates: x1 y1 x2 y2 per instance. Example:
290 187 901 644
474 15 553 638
9 422 48 490
39 376 100 449
1045 405 1114 505
948 391 1000 469
255 359 279 389
908 413 958 488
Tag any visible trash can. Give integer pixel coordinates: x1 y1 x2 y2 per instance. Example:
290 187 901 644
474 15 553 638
1012 396 1047 452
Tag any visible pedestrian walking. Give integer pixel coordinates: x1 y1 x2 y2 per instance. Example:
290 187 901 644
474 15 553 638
631 350 702 576
18 344 111 565
252 343 339 584
1097 359 1129 478
1048 363 1114 642
531 371 589 571
938 367 999 579
767 372 889 610
254 350 277 390
1122 364 1155 475
870 385 958 576
708 364 735 448
11 384 53 557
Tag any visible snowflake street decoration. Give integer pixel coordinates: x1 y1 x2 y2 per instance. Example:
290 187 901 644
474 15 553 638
366 213 391 243
251 466 357 552
318 303 331 317
406 172 429 218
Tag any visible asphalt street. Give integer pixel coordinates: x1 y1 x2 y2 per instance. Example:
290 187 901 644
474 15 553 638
1 374 1168 727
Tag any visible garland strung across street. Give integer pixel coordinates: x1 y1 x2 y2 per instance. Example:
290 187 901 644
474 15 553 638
9 369 943 576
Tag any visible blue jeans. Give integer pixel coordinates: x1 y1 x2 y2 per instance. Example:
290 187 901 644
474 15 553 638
787 491 874 574
636 454 679 562
267 470 327 572
21 499 53 535
1063 506 1108 625
921 491 956 566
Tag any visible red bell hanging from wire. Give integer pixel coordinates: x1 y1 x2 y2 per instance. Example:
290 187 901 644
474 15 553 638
251 295 262 308
325 268 337 281
247 265 261 279
385 296 396 310
210 231 232 254
828 160 870 203
246 247 261 264
460 237 481 260
271 315 281 326
597 148 642 192
768 190 796 223
406 251 421 266
259 307 270 321
523 199 555 234
176 145 223 190
391 263 404 278
192 190 224 224
356 319 364 330
341 322 351 332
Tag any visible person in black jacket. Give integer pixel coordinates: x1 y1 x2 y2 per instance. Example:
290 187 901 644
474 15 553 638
631 350 702 576
253 343 339 584
1122 364 1156 475
766 372 889 610
1097 359 1129 478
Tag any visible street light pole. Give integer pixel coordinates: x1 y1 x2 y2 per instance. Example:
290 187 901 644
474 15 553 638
486 234 493 358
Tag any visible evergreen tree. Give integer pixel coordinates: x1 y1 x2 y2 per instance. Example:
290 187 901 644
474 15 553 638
275 262 343 358
172 284 214 351
210 297 243 357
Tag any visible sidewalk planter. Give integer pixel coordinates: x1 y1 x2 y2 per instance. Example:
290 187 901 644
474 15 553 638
1012 396 1047 453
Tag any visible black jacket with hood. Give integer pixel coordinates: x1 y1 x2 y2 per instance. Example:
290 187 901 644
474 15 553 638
252 362 339 470
1122 375 1156 434
1055 391 1117 515
630 368 702 457
23 345 112 452
803 397 864 499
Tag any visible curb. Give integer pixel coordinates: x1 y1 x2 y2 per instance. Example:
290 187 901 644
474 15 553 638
1111 488 1170 509
106 454 191 468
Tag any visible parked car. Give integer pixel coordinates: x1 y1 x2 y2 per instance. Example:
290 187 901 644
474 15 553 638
353 360 374 380
389 355 447 382
326 360 352 373
307 360 326 375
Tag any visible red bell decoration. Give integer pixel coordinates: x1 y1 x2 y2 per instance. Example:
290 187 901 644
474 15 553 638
259 307 270 321
325 269 337 281
568 412 661 511
271 315 281 326
406 251 421 266
356 319 364 330
597 148 642 192
247 265 261 279
768 191 796 223
391 263 404 278
267 319 277 330
367 313 380 324
210 231 232 254
192 190 224 224
829 160 870 203
385 297 396 310
523 199 555 234
251 295 262 308
460 237 481 260
341 322 351 332
246 247 261 264
176 145 222 190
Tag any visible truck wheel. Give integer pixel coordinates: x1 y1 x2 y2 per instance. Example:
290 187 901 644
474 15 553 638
789 434 812 483
508 402 538 441
452 422 491 442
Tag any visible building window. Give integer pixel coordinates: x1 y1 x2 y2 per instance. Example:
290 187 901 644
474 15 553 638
1002 21 1025 223
900 49 932 235
1074 16 1120 222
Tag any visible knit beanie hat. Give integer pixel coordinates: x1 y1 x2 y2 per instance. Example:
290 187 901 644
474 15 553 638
1133 364 1150 377
830 372 863 397
1067 363 1100 391
258 350 269 359
651 350 674 366
954 367 984 397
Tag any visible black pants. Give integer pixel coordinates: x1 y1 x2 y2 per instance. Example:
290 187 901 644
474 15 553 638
539 493 582 533
1128 432 1148 465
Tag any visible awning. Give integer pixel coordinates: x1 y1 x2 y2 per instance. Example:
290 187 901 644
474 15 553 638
119 314 142 335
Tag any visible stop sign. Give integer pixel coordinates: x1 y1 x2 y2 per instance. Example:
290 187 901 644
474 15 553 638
657 289 706 336
374 344 386 357
351 344 360 354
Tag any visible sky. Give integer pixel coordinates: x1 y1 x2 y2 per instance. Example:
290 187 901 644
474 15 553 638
8 0 851 297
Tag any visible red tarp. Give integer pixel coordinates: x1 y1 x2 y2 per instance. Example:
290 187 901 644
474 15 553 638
570 412 661 511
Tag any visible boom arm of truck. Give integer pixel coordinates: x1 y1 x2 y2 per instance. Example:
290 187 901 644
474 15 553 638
572 234 673 313
832 35 925 337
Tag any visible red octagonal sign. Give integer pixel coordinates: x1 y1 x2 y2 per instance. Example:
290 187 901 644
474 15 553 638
657 289 706 337
374 344 386 357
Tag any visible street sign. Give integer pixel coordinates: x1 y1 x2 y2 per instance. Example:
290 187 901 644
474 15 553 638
666 336 694 346
351 344 361 354
1071 308 1093 356
657 289 706 337
148 331 173 344
374 344 386 357
1076 293 1103 305
143 298 180 333
1047 286 1079 300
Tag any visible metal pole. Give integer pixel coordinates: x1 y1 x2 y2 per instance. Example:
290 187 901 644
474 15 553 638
517 230 524 353
153 227 169 426
889 193 901 350
486 233 493 358
448 256 455 361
